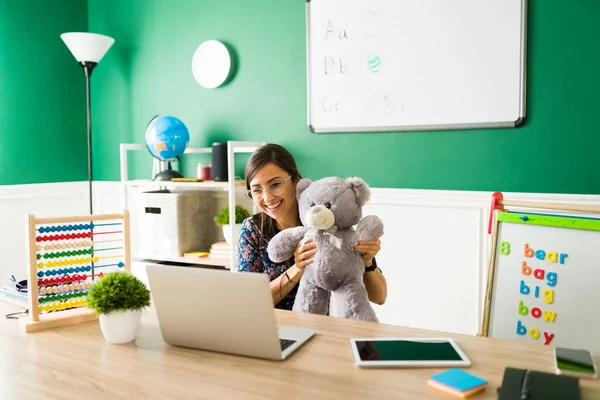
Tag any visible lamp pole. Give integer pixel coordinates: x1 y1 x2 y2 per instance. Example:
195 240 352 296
83 62 97 215
60 32 114 216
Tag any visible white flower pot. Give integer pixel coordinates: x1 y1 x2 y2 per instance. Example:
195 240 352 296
99 309 142 344
222 224 242 245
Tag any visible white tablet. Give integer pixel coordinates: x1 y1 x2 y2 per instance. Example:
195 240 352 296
349 337 472 368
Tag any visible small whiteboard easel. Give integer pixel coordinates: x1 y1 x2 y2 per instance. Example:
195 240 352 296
481 193 600 352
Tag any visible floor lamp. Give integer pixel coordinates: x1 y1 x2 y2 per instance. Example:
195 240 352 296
61 32 115 214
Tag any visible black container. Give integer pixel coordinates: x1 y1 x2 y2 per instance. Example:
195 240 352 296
211 142 228 182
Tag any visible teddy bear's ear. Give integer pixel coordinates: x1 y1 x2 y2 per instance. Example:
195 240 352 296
346 177 371 207
296 178 313 200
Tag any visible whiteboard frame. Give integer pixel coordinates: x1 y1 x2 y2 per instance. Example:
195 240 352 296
305 0 529 134
480 203 600 338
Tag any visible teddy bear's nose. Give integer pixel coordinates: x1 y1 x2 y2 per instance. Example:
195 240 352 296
312 206 323 213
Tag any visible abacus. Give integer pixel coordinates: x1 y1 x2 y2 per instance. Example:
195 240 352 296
22 211 131 332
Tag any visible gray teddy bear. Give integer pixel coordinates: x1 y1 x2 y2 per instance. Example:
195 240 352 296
267 177 383 322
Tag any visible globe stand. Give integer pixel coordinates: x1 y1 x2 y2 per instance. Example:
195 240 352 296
153 161 183 181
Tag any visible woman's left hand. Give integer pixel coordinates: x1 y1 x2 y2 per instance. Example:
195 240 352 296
354 232 383 267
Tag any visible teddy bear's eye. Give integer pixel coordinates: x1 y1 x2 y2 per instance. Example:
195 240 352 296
325 202 332 209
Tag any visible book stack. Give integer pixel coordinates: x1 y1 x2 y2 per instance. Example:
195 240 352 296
428 368 488 398
0 284 28 309
209 241 231 259
183 251 210 259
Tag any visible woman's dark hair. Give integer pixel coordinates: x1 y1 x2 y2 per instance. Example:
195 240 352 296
245 143 300 239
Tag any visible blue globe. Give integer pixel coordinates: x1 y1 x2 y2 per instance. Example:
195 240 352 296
145 115 190 161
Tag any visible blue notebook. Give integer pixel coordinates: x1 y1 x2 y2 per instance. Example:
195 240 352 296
429 368 488 393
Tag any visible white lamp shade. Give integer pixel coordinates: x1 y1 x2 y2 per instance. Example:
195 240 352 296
61 32 115 63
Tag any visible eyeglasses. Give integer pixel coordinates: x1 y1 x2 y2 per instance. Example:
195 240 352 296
246 175 292 200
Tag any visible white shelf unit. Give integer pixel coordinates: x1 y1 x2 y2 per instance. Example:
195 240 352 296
119 141 265 271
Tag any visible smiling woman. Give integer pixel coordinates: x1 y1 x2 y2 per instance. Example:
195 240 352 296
236 143 387 313
236 144 310 310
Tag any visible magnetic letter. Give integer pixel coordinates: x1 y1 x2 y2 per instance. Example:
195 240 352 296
500 241 510 255
518 300 528 315
547 252 557 263
546 272 557 287
531 307 542 319
529 328 540 339
533 269 545 280
534 286 540 298
519 280 530 295
544 289 554 304
524 243 534 257
559 253 569 264
543 311 557 323
535 250 546 261
516 320 527 335
544 332 555 345
521 262 532 275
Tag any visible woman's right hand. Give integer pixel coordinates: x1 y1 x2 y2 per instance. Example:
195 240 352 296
294 237 317 270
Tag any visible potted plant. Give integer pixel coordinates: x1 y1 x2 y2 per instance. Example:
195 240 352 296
216 205 251 245
86 272 151 344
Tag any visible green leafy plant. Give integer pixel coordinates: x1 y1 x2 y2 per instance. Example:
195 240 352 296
215 205 251 226
86 272 151 315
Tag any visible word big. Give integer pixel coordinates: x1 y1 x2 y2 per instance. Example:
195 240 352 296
519 281 555 304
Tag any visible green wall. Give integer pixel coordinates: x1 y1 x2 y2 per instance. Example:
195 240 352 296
0 0 88 185
87 0 600 194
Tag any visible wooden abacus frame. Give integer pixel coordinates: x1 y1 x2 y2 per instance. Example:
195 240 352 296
22 211 131 332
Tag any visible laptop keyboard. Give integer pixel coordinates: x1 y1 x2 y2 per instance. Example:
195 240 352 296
279 338 297 352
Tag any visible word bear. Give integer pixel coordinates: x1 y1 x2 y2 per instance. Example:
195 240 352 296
499 242 569 265
524 243 568 264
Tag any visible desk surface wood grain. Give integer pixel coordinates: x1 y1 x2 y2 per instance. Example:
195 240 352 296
1 304 598 400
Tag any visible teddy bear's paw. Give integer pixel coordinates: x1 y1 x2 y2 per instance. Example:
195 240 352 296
355 215 384 242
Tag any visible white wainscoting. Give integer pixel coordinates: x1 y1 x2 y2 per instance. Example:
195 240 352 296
362 189 489 336
0 182 88 286
362 189 600 335
2 181 599 337
0 181 124 290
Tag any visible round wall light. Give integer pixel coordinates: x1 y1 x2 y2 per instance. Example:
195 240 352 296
191 40 232 89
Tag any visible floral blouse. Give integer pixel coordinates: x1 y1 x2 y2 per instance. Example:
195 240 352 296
236 217 298 310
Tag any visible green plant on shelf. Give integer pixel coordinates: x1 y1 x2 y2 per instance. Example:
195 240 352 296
86 272 151 315
216 205 251 226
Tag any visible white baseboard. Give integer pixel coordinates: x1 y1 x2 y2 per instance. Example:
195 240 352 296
2 181 598 336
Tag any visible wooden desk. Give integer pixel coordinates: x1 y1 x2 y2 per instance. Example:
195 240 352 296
1 304 599 400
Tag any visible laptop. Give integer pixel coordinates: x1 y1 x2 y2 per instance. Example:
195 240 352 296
145 264 316 361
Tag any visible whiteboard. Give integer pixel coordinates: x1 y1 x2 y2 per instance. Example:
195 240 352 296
306 0 528 133
484 211 600 352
